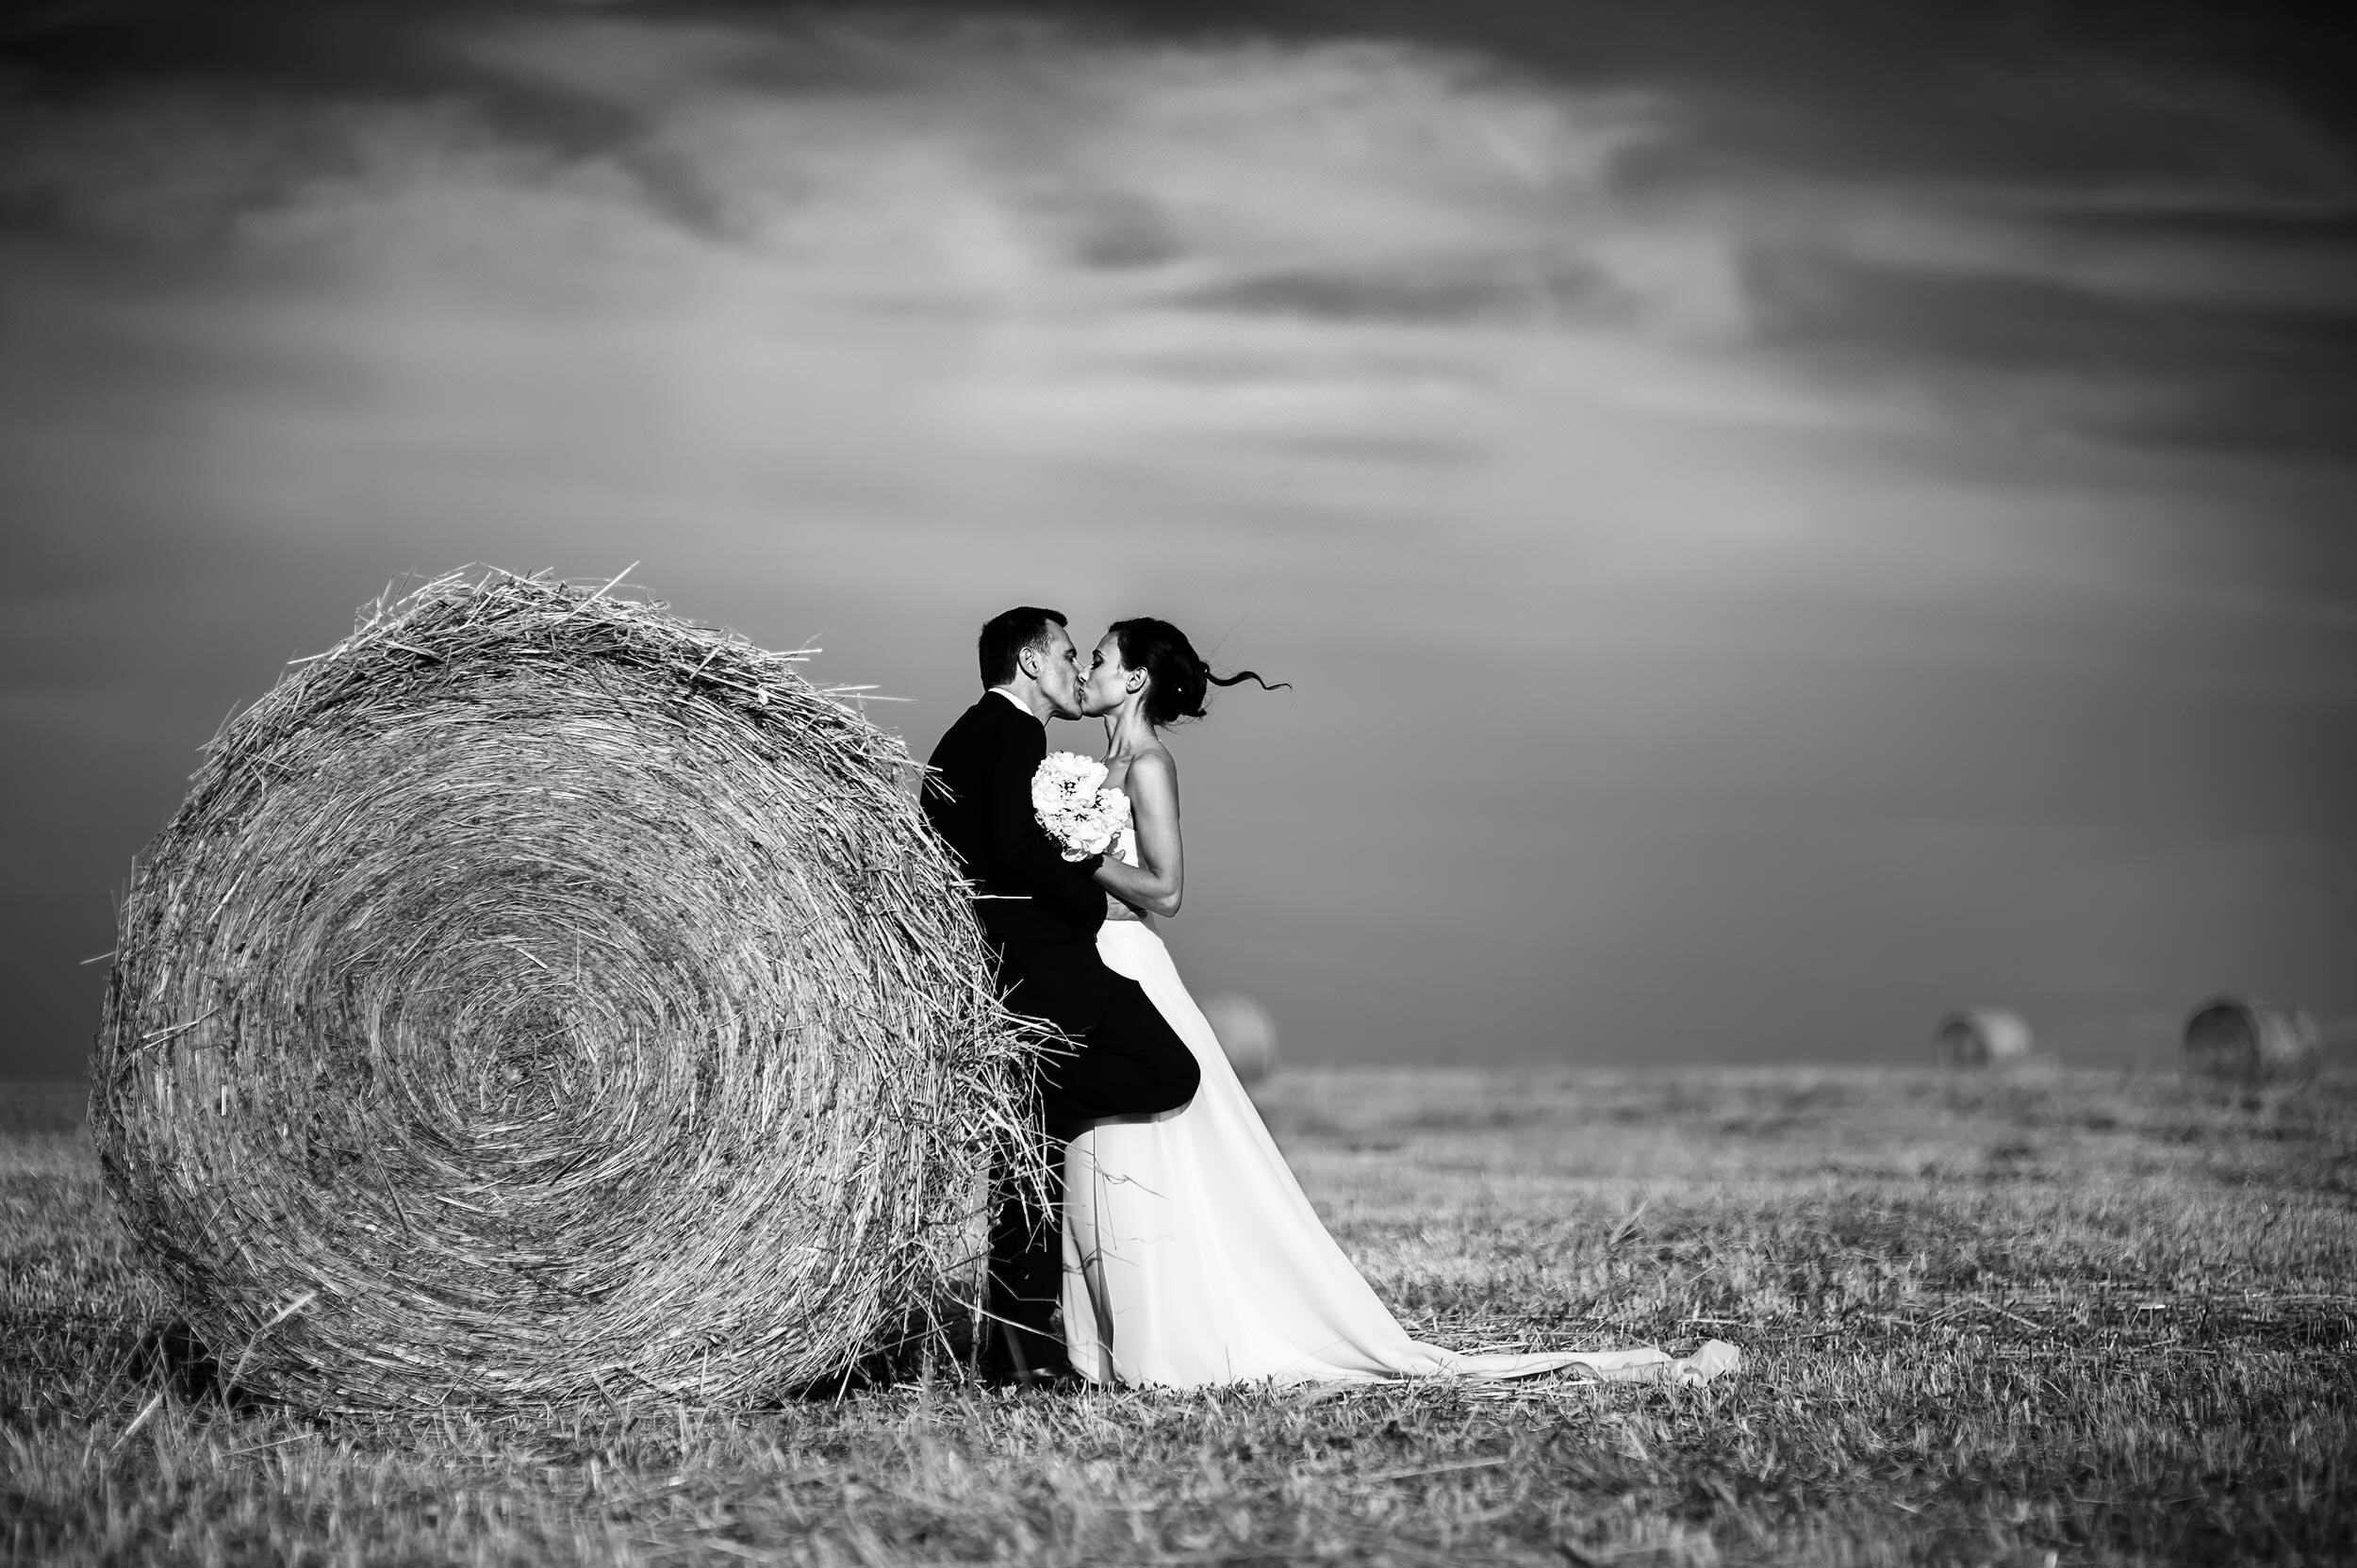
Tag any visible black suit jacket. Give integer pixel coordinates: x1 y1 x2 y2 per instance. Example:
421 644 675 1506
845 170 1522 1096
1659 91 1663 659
923 695 1111 1033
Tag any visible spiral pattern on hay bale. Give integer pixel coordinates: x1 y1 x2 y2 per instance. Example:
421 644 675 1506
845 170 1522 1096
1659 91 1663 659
91 569 1036 1411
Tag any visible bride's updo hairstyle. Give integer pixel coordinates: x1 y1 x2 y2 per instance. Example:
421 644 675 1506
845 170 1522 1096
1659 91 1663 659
1110 618 1288 728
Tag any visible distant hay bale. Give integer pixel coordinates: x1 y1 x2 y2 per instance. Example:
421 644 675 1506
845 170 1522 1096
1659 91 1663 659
91 568 1039 1411
2182 997 2318 1083
1199 994 1277 1087
1932 1009 2035 1069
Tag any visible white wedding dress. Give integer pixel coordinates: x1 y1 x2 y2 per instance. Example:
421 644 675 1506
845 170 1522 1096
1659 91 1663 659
1060 834 1738 1390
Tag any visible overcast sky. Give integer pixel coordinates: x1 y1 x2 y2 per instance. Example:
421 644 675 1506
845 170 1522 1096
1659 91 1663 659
5 1 2354 1079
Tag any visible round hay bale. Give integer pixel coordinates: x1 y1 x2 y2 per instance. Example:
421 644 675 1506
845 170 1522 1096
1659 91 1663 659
90 568 1038 1411
1199 993 1277 1087
2183 997 2318 1083
1932 1009 2034 1069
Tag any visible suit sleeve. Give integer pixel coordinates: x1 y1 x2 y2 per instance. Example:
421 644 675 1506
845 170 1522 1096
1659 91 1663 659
980 722 1106 930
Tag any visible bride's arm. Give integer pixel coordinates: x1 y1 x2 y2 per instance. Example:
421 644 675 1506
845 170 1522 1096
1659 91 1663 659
1093 751 1182 917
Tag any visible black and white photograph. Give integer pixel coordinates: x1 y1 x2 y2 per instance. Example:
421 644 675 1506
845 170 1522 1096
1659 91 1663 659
3 2 2353 1562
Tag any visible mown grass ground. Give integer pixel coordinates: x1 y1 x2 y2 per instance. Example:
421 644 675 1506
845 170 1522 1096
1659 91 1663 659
5 1066 2353 1566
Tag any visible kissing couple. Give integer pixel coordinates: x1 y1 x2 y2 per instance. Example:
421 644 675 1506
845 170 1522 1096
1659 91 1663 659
923 608 1738 1392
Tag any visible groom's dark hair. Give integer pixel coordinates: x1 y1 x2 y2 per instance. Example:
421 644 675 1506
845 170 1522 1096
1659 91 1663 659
978 606 1067 687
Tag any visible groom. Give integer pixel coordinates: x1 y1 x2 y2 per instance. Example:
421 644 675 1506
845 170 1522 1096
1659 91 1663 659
924 606 1200 1386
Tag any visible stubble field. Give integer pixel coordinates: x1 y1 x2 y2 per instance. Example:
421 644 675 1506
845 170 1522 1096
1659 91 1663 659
5 1065 2353 1566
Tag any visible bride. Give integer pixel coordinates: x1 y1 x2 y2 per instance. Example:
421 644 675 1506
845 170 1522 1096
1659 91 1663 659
1061 618 1737 1389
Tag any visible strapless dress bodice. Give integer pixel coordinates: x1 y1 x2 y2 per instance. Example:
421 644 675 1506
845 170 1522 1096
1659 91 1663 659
1104 823 1147 922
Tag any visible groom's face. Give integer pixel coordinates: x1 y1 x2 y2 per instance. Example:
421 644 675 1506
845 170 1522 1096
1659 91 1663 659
1027 623 1085 719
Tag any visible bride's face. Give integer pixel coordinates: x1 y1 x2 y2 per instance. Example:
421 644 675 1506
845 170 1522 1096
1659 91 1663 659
1080 633 1137 718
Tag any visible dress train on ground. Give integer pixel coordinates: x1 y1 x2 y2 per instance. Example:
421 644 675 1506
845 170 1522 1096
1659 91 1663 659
1061 919 1739 1389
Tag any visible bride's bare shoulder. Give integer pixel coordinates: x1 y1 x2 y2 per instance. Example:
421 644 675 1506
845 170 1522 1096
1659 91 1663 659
1124 745 1178 805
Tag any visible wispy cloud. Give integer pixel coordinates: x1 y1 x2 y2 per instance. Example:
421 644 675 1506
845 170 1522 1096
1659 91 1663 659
9 7 2349 459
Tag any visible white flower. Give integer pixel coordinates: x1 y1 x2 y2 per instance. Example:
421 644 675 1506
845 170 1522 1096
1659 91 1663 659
1032 751 1106 818
1031 755 1129 861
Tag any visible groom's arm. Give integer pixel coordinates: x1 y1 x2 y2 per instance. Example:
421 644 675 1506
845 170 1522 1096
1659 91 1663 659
980 725 1106 930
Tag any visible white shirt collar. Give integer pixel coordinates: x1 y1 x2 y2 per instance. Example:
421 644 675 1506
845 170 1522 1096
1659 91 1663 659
989 686 1043 724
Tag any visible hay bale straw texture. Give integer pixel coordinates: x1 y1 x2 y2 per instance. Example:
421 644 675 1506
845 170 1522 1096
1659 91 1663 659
2183 997 2319 1083
91 568 1039 1411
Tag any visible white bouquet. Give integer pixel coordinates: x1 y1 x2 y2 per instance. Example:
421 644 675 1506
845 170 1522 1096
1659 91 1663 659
1031 751 1130 862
